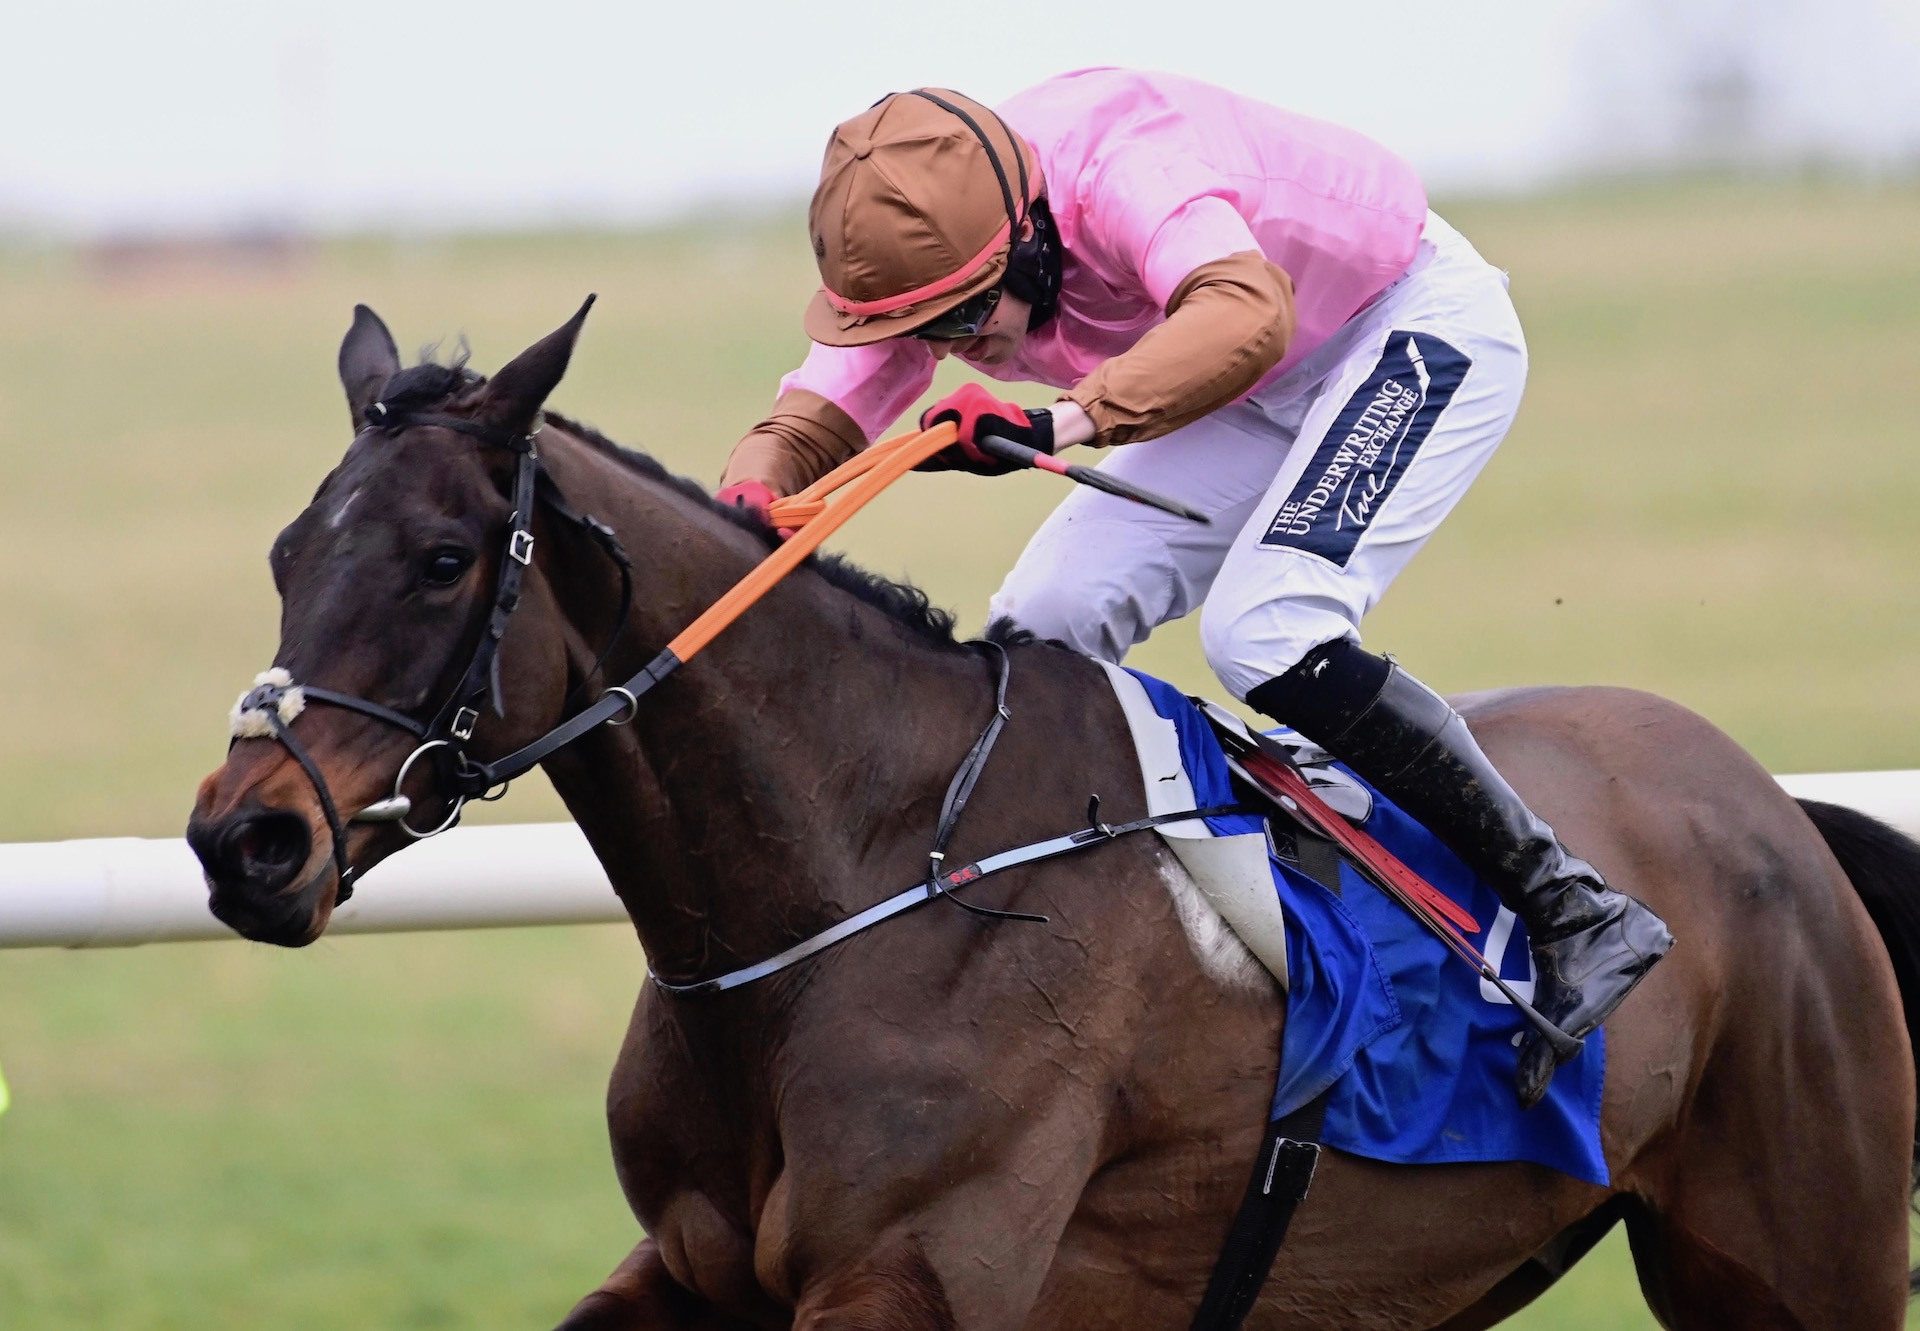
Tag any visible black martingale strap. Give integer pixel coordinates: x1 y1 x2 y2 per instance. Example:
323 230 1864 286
926 641 1042 924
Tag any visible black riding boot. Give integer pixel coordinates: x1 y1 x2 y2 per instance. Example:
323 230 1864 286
1247 639 1674 1108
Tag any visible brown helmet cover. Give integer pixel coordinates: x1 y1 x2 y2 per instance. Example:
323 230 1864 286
804 89 1042 347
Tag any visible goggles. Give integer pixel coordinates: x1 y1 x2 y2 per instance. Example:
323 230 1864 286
910 284 1002 341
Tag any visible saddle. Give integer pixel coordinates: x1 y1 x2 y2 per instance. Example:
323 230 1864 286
1191 698 1374 825
1102 663 1479 989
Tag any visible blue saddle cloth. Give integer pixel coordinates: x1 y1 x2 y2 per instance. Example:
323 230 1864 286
1126 670 1608 1187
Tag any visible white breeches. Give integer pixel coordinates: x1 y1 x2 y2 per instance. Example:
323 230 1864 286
989 212 1529 700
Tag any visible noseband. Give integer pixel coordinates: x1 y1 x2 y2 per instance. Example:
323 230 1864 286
228 404 636 901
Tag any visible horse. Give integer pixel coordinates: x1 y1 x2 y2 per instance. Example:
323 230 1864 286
188 303 1920 1330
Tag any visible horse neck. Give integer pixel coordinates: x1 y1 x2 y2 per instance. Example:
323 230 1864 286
531 431 995 986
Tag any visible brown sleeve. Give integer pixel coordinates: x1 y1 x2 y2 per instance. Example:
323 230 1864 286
719 389 868 497
1063 251 1296 445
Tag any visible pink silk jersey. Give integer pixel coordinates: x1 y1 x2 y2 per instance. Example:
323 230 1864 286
779 67 1429 442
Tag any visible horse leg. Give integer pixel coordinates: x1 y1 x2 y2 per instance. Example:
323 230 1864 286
1622 1184 1907 1331
788 1234 957 1331
554 1239 759 1331
1615 1028 1912 1328
1425 1198 1632 1330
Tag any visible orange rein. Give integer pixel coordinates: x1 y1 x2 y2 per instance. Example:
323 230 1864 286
663 422 958 662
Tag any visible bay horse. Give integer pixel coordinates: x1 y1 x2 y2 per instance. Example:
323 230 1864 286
189 304 1920 1329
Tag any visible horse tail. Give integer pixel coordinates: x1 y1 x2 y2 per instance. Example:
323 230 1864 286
1797 796 1920 1283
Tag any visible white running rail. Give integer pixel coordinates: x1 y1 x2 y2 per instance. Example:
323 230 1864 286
1 773 1915 950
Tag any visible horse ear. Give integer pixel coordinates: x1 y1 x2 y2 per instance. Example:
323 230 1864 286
339 304 401 429
479 295 596 433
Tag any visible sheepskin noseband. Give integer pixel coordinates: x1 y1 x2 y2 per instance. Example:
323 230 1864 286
230 667 307 739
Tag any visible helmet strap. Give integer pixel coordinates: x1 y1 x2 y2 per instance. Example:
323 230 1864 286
1003 196 1062 331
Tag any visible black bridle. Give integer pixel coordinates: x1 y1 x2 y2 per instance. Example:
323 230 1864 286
230 403 638 900
229 402 1044 925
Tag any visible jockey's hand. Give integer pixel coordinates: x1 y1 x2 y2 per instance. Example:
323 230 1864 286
716 479 802 541
917 383 1055 474
716 480 778 523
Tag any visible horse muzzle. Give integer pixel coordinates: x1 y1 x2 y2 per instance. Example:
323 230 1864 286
188 786 345 947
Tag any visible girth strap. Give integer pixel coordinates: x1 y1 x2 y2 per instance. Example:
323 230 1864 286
1189 825 1346 1330
1189 1093 1329 1331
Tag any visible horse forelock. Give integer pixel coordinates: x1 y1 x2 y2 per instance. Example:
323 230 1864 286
372 346 482 418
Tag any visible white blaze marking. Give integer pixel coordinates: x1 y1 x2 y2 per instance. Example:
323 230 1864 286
329 487 363 530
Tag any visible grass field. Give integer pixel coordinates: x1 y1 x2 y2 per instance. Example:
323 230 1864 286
1 178 1917 1327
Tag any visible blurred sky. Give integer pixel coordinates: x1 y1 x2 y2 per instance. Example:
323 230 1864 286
5 0 1919 236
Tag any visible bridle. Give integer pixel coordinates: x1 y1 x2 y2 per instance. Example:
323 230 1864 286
230 402 642 901
227 401 1057 932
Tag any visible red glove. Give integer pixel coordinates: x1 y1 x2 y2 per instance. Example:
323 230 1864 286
716 480 777 523
715 479 801 541
917 383 1055 475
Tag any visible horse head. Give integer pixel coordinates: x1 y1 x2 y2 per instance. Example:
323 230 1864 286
187 301 601 945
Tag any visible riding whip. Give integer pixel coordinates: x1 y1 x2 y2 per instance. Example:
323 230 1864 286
977 433 1211 523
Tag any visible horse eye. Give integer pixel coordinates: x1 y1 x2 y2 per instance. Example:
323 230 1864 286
422 546 475 587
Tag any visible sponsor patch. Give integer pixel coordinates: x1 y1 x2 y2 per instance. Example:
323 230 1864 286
1259 331 1470 568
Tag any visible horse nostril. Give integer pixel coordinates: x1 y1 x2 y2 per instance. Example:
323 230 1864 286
212 810 312 889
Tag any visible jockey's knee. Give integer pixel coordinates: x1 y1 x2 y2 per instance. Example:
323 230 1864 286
988 573 1155 662
989 522 1176 662
1199 594 1358 702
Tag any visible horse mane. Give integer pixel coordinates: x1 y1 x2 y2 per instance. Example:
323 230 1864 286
544 410 967 650
367 353 966 649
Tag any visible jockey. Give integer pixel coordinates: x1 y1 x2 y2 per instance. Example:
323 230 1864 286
717 68 1672 1105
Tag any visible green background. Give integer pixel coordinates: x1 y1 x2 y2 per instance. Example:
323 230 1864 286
2 179 1917 1326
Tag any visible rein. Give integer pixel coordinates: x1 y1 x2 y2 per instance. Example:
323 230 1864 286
231 408 1244 992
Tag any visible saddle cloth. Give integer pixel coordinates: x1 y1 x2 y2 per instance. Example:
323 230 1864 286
1103 664 1610 1187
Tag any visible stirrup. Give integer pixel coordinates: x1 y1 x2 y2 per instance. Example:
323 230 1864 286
1516 894 1672 1106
